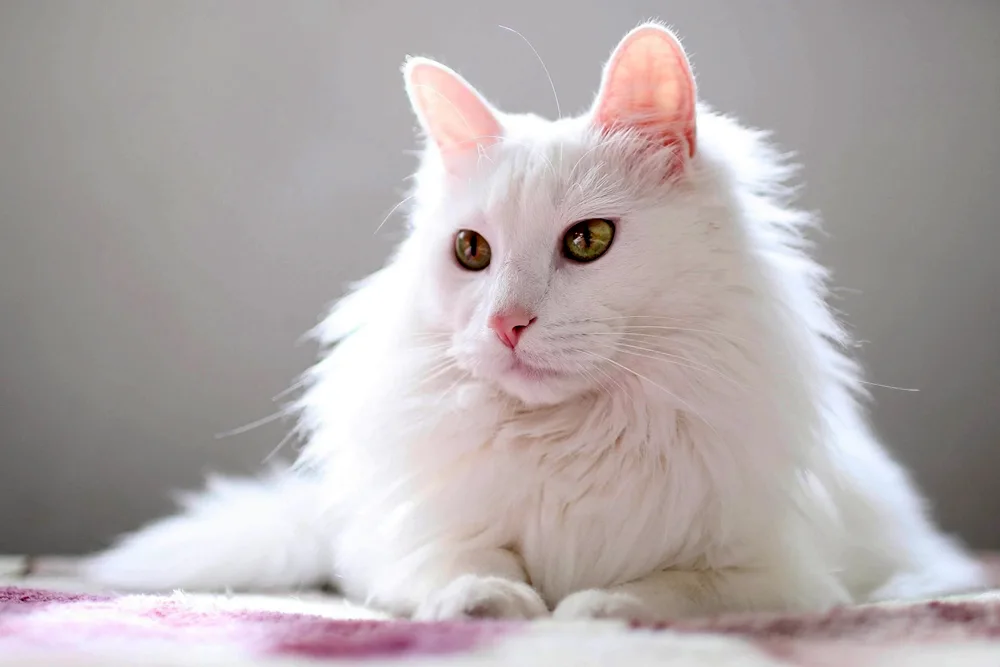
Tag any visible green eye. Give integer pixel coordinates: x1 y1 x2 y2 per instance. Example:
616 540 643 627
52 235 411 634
563 218 615 262
455 229 491 271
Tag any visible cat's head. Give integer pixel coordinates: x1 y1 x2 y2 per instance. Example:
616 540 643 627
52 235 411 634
400 23 741 406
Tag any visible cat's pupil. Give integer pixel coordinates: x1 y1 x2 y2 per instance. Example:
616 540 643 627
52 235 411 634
454 229 491 270
563 219 614 263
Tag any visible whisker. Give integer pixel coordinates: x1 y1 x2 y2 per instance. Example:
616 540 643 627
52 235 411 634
417 357 459 384
578 358 619 402
622 325 748 344
498 24 562 167
273 378 307 402
406 333 453 343
590 331 723 357
858 380 919 392
587 340 744 389
215 410 288 439
400 355 459 394
498 25 561 121
579 349 719 438
590 315 706 320
374 195 415 234
580 330 726 350
618 333 734 368
574 362 610 402
403 341 454 353
437 371 470 406
408 368 457 400
579 330 698 344
262 428 298 465
573 331 732 367
576 318 749 344
584 358 629 400
590 315 735 325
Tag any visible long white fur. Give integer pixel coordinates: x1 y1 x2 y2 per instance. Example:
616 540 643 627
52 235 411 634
85 22 986 620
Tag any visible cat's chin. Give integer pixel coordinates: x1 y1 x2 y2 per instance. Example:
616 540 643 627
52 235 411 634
491 362 588 407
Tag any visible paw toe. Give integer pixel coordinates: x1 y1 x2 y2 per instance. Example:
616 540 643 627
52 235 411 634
554 589 658 622
415 575 548 621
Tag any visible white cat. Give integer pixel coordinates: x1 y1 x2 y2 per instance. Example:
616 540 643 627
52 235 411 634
85 22 986 621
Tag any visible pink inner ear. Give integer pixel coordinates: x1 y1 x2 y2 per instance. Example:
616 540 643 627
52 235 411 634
594 26 697 158
406 60 503 161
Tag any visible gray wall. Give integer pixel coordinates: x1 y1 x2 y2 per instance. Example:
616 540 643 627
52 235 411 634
1 1 998 554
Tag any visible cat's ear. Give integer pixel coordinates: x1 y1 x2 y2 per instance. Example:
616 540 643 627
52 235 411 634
403 57 503 169
592 23 697 158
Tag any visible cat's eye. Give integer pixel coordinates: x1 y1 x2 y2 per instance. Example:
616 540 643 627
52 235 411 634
454 229 492 271
563 218 615 263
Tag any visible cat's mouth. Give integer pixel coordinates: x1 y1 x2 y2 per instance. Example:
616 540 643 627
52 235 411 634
503 356 561 380
475 350 589 405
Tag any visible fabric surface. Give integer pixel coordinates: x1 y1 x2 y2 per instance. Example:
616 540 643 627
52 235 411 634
2 556 1000 666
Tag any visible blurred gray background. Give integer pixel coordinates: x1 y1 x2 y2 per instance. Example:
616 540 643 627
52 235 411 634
1 1 998 554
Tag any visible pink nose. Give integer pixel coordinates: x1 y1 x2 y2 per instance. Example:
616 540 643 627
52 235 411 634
488 308 536 349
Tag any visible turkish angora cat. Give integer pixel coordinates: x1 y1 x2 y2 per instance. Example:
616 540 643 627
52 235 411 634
85 23 985 620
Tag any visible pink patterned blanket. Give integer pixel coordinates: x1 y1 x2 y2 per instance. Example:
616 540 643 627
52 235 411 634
3 585 1000 666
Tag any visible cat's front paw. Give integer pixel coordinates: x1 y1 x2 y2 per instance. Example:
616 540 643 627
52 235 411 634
553 589 659 622
414 575 549 620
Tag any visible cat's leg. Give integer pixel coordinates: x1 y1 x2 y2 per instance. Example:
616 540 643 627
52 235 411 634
370 548 548 620
553 566 850 622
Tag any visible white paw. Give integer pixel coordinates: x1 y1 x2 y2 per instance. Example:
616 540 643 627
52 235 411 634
553 589 659 622
414 575 549 620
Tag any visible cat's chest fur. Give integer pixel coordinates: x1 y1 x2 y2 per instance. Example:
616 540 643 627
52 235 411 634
470 392 723 603
333 376 752 607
